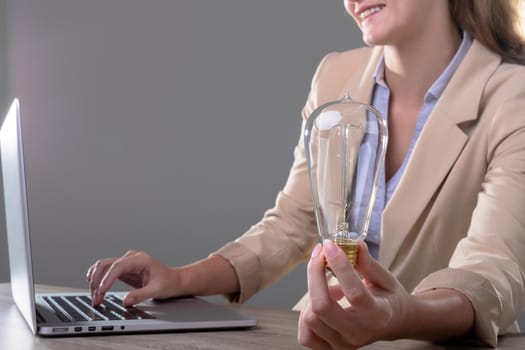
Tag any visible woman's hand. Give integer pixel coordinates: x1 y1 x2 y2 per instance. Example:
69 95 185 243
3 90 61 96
86 250 179 306
298 240 413 349
86 251 241 307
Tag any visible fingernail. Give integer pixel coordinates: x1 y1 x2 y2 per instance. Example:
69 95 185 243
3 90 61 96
311 243 322 258
323 239 338 257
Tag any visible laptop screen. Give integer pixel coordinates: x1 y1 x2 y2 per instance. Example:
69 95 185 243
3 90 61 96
0 98 38 334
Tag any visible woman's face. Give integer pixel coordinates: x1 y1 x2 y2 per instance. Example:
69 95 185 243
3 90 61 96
344 0 448 46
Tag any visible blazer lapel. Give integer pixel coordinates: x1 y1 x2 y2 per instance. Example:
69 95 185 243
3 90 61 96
379 41 502 268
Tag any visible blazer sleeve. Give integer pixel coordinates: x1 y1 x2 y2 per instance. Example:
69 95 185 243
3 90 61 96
413 65 525 347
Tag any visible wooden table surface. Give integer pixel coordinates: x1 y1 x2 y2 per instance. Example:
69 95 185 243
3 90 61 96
1 283 524 349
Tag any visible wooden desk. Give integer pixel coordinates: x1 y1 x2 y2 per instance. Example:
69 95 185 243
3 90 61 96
1 283 523 349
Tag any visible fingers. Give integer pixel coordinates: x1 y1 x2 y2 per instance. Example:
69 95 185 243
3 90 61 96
307 244 336 315
87 257 117 299
323 240 375 311
307 243 350 334
304 240 407 348
96 252 151 304
298 264 353 349
89 250 148 306
123 283 157 307
328 284 345 302
298 305 334 350
86 250 137 291
355 242 399 291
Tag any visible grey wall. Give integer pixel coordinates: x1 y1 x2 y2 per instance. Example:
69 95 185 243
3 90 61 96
0 0 8 283
0 0 6 111
2 0 362 308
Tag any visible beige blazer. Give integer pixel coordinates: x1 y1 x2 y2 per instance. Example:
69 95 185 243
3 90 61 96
214 40 525 346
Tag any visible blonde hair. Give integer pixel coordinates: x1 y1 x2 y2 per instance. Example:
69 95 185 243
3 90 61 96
449 0 525 64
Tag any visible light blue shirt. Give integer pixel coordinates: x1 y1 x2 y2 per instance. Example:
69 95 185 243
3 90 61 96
365 32 473 259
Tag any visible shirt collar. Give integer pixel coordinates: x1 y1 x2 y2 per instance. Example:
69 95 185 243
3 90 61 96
372 31 473 101
373 53 387 88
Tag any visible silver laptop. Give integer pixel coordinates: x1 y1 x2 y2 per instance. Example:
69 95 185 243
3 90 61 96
0 98 257 336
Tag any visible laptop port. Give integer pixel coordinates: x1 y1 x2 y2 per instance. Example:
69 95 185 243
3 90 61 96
52 327 68 333
88 326 96 332
101 326 114 331
74 327 82 332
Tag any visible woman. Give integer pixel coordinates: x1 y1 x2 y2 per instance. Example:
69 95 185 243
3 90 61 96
87 0 525 348
297 0 525 348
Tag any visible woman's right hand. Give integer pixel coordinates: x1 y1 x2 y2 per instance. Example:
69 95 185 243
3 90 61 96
86 250 179 307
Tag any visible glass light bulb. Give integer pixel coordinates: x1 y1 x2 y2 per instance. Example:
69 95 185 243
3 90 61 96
304 93 387 266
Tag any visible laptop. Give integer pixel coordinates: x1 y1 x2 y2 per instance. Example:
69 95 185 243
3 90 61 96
0 98 257 336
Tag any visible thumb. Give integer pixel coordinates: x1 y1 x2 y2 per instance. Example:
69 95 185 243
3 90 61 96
123 285 157 306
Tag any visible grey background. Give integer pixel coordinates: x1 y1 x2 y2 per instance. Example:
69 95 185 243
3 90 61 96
0 0 361 308
0 0 5 114
0 0 8 281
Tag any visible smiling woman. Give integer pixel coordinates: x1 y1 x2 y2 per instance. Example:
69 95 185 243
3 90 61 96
296 0 525 348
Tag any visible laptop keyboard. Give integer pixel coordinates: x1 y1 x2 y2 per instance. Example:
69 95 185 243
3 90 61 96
42 295 155 322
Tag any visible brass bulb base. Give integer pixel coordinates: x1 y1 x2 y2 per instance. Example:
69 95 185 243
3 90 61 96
336 239 359 267
324 239 359 268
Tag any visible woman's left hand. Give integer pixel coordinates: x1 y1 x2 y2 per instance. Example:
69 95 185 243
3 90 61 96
298 239 413 349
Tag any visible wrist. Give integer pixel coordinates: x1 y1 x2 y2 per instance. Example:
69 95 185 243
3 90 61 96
174 255 240 297
382 293 419 341
174 264 201 297
399 288 475 342
167 266 182 294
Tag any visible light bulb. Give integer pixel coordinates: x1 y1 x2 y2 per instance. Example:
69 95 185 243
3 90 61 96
304 93 387 266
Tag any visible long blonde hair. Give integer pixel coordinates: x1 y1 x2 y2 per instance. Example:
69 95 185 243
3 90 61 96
449 0 525 64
